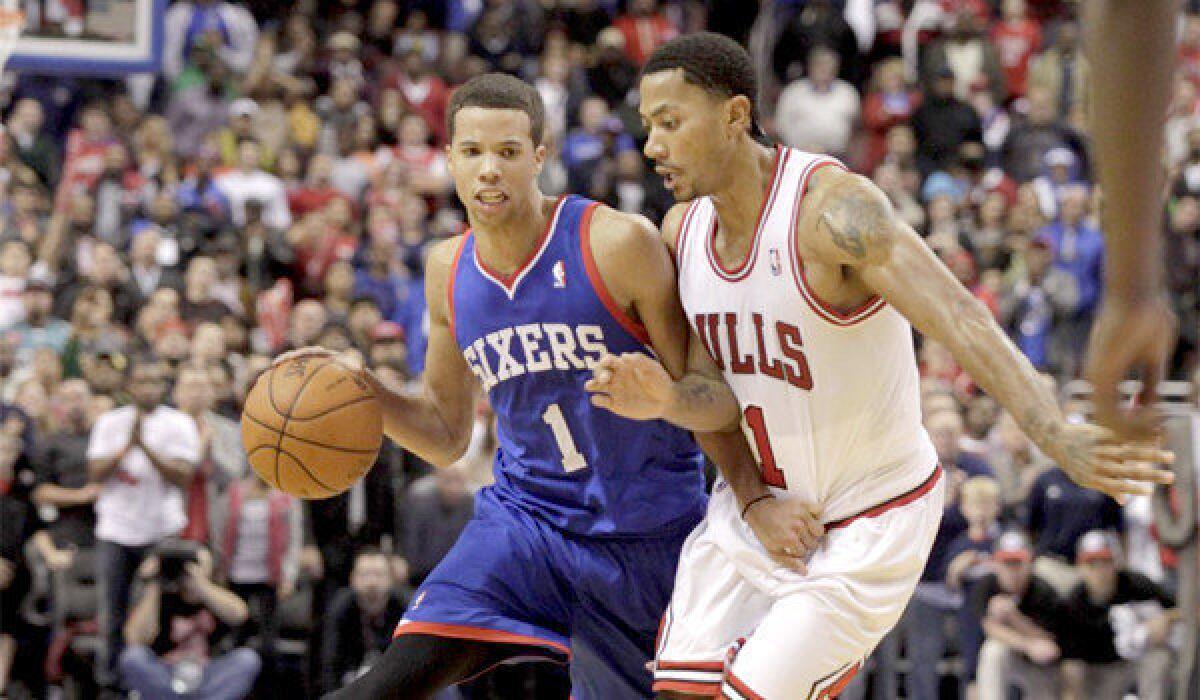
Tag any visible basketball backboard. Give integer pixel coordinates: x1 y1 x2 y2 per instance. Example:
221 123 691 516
6 0 164 75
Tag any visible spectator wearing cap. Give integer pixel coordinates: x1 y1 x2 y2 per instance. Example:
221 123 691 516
911 67 982 175
1059 531 1176 700
1036 184 1104 375
324 32 366 88
1031 146 1082 220
8 276 71 368
218 98 273 170
87 356 201 687
775 46 861 160
215 139 292 231
999 231 1079 372
972 531 1068 700
1024 458 1124 592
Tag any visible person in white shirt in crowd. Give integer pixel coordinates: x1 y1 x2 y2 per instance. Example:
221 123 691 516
775 45 861 159
87 356 202 689
215 139 292 231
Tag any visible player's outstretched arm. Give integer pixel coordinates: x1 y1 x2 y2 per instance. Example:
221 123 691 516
1082 0 1180 439
809 172 1174 500
277 238 476 467
583 205 741 432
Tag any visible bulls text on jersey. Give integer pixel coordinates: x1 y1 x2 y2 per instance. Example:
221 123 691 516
692 312 813 390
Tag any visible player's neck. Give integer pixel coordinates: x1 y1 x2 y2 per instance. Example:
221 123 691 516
709 141 779 244
471 193 559 277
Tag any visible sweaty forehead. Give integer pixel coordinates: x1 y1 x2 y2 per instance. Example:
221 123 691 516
451 107 534 145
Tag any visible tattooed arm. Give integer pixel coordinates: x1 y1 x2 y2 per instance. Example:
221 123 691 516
804 171 1173 499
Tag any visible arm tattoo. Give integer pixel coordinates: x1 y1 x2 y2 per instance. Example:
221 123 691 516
819 184 893 262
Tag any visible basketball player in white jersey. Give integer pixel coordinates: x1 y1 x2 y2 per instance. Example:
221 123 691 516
584 33 1176 700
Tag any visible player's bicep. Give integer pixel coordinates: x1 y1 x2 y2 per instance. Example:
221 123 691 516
417 240 477 446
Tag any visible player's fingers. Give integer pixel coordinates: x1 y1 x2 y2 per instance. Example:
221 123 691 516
1094 445 1174 464
791 526 816 552
1094 459 1175 485
1088 476 1152 502
797 514 824 541
769 551 807 575
589 394 612 410
583 377 607 394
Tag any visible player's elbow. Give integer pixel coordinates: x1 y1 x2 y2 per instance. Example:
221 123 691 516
429 430 472 469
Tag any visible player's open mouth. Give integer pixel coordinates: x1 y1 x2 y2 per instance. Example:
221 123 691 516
655 167 679 190
475 190 508 211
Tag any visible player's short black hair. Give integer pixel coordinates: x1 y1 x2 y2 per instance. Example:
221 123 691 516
447 73 545 146
642 32 768 142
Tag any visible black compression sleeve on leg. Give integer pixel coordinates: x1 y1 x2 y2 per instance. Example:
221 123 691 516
322 633 555 699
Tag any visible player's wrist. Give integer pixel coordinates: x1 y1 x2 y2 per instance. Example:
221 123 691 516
740 492 776 520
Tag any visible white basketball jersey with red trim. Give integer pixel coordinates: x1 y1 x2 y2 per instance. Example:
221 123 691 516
676 147 937 523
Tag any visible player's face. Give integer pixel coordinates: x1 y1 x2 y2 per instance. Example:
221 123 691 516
447 107 546 226
639 69 745 201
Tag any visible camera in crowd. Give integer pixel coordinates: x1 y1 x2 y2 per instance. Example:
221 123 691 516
156 539 201 592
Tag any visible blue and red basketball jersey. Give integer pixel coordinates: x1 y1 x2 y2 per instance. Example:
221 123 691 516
448 194 706 537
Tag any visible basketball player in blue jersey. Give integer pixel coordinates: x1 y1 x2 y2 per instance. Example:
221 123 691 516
286 73 805 699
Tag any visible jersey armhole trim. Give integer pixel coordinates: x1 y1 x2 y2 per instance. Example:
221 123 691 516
788 159 887 326
674 200 701 270
446 233 471 339
580 202 653 346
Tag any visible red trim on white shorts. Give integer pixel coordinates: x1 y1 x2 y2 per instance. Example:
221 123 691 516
825 464 943 531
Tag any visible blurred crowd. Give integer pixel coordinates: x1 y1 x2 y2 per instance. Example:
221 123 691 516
0 0 1199 698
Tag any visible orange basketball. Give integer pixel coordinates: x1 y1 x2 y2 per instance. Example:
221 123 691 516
241 356 383 499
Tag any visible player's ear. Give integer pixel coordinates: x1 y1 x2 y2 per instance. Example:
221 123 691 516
533 143 547 173
444 142 456 177
727 95 753 138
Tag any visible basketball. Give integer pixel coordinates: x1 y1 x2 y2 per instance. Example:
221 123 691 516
241 356 383 499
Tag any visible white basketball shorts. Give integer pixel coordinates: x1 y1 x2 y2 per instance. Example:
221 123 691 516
653 465 944 699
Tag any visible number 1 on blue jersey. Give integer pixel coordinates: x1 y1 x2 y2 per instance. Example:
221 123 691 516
542 403 588 472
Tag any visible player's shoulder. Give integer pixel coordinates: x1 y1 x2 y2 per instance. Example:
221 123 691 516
425 234 467 275
659 202 693 256
586 203 664 262
800 166 899 266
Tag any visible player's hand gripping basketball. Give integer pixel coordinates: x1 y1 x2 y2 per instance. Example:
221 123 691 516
1041 422 1174 502
1084 294 1177 441
743 494 824 574
585 353 673 421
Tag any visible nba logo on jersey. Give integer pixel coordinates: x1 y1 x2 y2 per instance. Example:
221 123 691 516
553 260 567 288
769 249 782 276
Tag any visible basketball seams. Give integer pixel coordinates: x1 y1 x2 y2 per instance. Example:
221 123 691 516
242 410 381 454
274 446 337 496
282 393 378 423
273 359 336 492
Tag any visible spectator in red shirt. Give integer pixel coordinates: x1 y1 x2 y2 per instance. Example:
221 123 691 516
386 51 448 146
288 154 350 218
861 58 922 173
991 0 1043 101
613 0 678 66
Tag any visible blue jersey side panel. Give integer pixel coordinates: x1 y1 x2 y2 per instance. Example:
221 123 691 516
450 195 706 537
